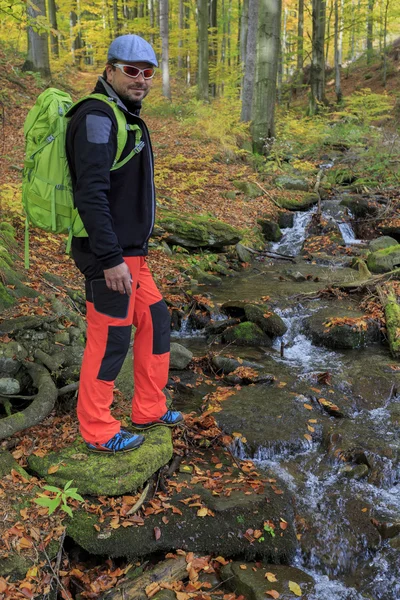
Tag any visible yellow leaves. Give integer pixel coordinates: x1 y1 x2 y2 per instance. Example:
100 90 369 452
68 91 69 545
197 507 208 517
47 465 59 474
323 317 369 332
288 581 302 596
307 425 315 433
303 403 313 410
265 572 277 582
304 434 312 442
239 564 247 570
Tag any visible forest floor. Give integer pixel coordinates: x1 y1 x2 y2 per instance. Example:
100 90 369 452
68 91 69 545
0 42 399 598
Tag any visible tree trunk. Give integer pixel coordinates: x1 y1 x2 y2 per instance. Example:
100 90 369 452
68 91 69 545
309 0 326 115
240 0 249 72
159 0 171 99
177 0 184 75
251 0 282 153
47 0 59 58
113 0 121 35
334 0 342 102
149 0 155 45
209 0 217 97
325 0 333 63
23 0 51 76
366 0 374 64
197 0 209 100
69 9 82 67
377 285 400 359
240 0 258 121
382 0 389 86
297 0 304 71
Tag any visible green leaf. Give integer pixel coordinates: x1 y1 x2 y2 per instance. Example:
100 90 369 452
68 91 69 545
61 504 73 518
68 491 84 502
34 496 52 507
47 498 61 515
64 480 73 491
43 485 62 493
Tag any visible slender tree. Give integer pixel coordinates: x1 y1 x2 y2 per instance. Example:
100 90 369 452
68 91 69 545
160 0 171 99
48 0 59 57
309 0 327 115
252 0 282 153
241 0 258 121
367 0 375 64
23 0 51 76
197 0 209 100
334 0 342 102
209 0 218 96
382 0 390 86
297 0 304 71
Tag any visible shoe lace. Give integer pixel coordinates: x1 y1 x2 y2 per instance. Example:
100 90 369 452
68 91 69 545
106 429 134 451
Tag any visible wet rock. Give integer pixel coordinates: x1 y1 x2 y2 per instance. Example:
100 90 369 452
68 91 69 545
187 310 212 331
222 323 272 347
54 331 71 345
232 180 263 198
340 195 378 218
156 210 242 250
275 175 309 191
377 223 400 242
211 355 265 375
220 301 247 318
216 385 323 458
205 318 240 338
278 212 294 228
258 219 282 242
225 370 275 386
305 307 381 349
0 378 20 395
28 427 173 496
170 343 193 370
244 304 287 337
277 192 319 211
189 266 222 286
221 562 315 600
236 243 252 263
0 341 28 376
288 271 307 281
367 245 400 273
369 236 399 252
340 463 369 480
67 459 297 562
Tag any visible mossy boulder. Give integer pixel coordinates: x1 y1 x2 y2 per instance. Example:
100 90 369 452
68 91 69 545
367 245 400 273
0 341 28 376
340 195 378 218
369 236 399 252
384 290 400 358
235 243 252 263
222 322 272 347
28 427 173 496
220 301 248 318
232 180 263 198
156 210 242 250
275 175 309 191
258 219 282 242
221 562 315 600
244 304 287 338
305 307 381 349
278 212 295 228
189 266 222 285
67 457 297 563
277 193 319 211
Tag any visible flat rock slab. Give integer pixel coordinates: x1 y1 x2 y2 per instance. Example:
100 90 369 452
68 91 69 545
28 427 173 496
305 306 381 349
222 561 315 600
215 384 324 458
67 453 297 563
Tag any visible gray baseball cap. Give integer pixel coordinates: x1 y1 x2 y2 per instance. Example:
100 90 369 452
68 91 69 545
107 34 158 67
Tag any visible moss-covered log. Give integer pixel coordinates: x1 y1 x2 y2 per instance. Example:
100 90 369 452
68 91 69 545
0 362 57 440
378 285 400 359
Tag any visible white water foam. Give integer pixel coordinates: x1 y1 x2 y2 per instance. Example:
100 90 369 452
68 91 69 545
338 222 363 245
271 206 317 256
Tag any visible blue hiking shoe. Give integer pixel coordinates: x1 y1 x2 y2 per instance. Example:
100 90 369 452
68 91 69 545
131 410 184 431
86 428 144 453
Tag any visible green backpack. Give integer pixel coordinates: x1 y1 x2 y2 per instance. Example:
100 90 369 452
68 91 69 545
22 87 143 268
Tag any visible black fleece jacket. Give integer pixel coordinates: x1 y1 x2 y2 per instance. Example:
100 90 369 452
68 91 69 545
66 77 155 270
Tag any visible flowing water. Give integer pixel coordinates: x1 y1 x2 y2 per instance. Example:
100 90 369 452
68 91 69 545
174 195 400 599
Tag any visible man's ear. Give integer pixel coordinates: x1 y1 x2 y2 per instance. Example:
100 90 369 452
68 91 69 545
105 64 114 83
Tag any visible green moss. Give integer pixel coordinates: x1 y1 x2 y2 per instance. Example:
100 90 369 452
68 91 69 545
0 222 16 237
222 322 272 347
385 292 400 358
0 282 15 310
277 193 319 211
367 245 400 273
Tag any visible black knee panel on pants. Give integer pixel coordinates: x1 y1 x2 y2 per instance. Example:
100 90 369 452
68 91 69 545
97 325 132 381
149 300 171 355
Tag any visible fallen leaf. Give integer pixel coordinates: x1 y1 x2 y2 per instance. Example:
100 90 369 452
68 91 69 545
288 580 302 596
303 403 313 410
154 527 161 540
197 507 208 517
265 591 280 598
47 465 59 474
307 425 315 433
304 434 312 442
265 572 277 582
239 565 247 570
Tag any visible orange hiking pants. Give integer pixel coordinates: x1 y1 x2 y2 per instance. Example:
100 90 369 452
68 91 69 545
76 256 170 444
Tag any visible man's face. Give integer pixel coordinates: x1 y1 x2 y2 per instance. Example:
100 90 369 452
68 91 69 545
105 61 154 104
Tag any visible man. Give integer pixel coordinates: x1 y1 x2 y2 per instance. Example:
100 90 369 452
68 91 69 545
66 34 183 453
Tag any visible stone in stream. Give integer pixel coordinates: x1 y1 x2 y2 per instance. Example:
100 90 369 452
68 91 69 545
305 306 381 349
215 384 325 458
67 454 298 563
257 219 282 242
369 236 399 252
277 192 319 211
169 342 193 370
275 175 309 192
367 244 400 273
244 304 287 337
278 212 295 228
222 322 273 347
28 427 173 496
340 195 378 218
221 562 315 600
235 242 253 263
211 354 265 374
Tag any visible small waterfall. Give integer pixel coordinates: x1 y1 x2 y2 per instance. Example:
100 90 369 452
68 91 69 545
271 206 317 256
338 222 363 245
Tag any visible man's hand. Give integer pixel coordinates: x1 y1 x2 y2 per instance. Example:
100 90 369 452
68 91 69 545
104 262 132 295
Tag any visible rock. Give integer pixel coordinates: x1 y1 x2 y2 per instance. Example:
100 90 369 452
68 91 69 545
244 304 287 338
156 210 242 250
235 243 252 263
211 355 265 374
54 331 71 345
288 271 307 281
0 316 45 336
170 343 193 370
0 341 28 375
340 195 378 218
0 378 20 395
340 463 369 480
28 427 173 496
216 385 324 458
222 323 272 347
232 180 263 198
189 266 222 285
220 301 248 318
205 318 240 338
221 562 315 600
258 219 282 242
369 236 399 252
275 175 309 191
367 245 400 273
377 223 400 242
278 212 294 228
277 192 319 211
305 307 381 349
67 454 297 562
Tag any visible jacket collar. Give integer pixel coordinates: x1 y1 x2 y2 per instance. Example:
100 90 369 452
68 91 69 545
96 77 142 116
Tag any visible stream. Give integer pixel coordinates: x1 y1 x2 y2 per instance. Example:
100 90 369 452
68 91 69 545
172 197 400 599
